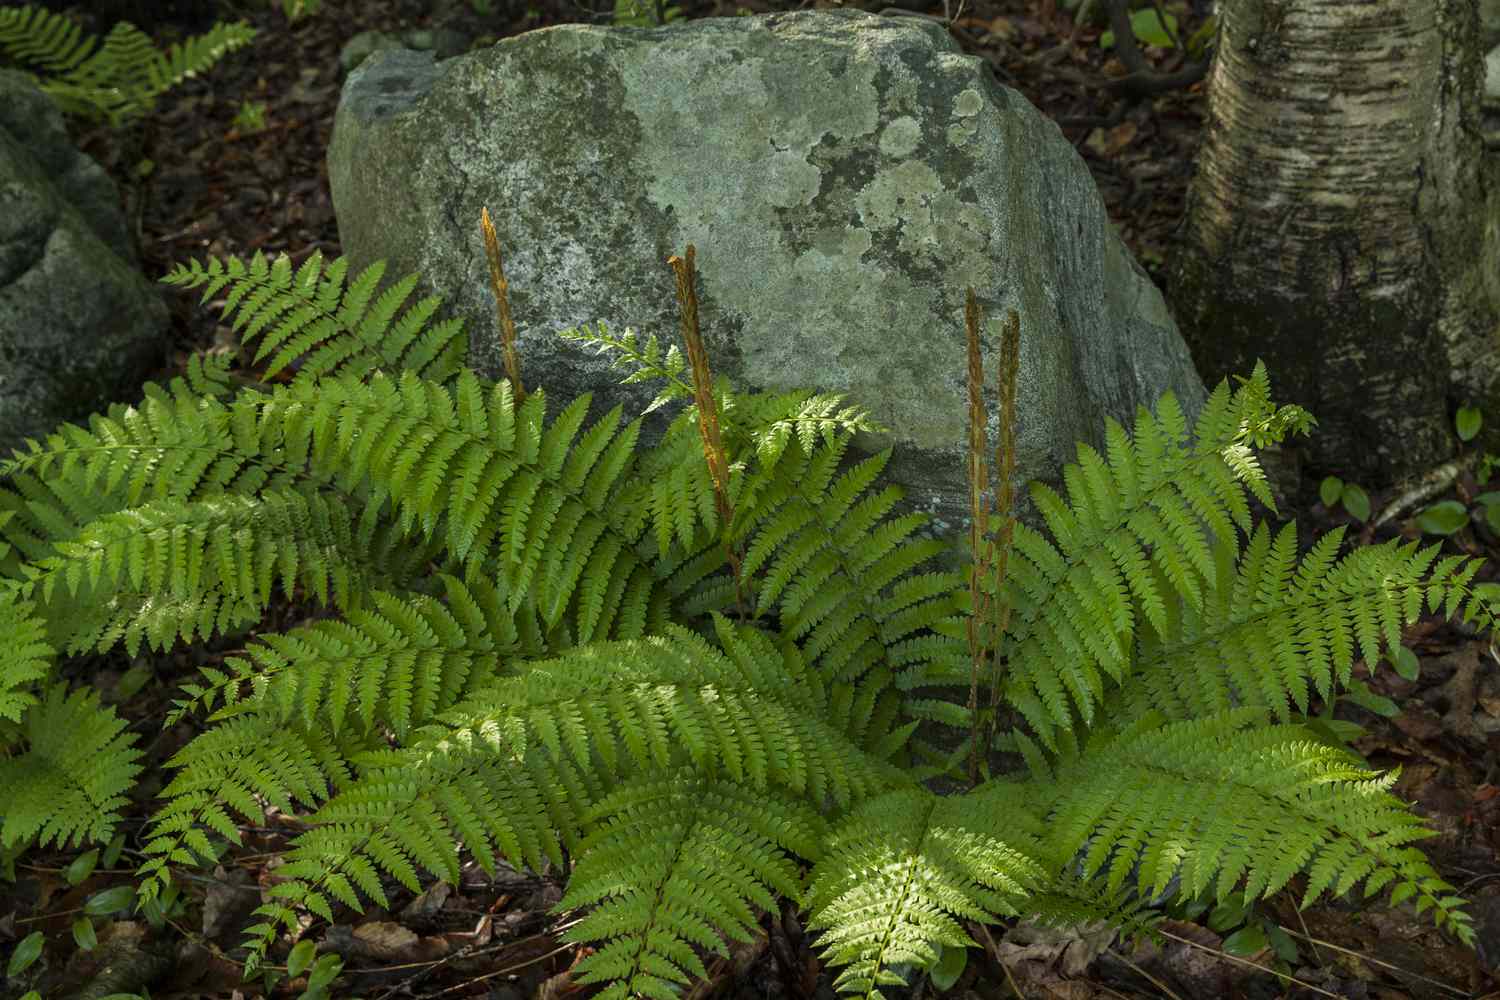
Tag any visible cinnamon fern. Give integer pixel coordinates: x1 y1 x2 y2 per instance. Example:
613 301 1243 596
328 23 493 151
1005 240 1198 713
0 225 1486 1000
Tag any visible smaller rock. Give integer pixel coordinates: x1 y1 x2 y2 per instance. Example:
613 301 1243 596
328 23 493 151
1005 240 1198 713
339 27 475 79
339 30 404 77
0 70 168 459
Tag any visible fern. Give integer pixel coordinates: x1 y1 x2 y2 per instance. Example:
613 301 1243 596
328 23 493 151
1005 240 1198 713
805 784 1051 997
0 3 257 127
0 242 1486 1000
160 251 468 388
0 684 143 851
559 777 822 1000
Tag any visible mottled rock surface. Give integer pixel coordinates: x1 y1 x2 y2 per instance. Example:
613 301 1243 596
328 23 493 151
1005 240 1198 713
0 70 167 459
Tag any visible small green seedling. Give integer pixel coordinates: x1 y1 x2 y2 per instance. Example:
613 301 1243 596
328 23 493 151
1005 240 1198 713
1100 8 1179 50
1165 890 1300 975
1456 404 1483 443
1411 405 1500 537
231 99 269 136
1320 476 1370 522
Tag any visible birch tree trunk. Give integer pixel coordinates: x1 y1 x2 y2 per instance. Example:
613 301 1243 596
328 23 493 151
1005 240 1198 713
1166 0 1500 490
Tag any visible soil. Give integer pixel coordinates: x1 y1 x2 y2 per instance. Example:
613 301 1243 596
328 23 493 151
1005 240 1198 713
3 1 1500 998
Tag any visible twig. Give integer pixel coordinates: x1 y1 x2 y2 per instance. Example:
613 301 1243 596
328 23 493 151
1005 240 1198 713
1370 454 1473 529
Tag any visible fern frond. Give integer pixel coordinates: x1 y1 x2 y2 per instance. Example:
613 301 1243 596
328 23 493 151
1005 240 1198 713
138 717 371 903
237 724 602 974
970 368 1312 748
144 18 258 94
434 614 895 802
561 776 824 1000
0 684 143 850
169 575 532 738
0 6 256 127
804 785 1051 1000
652 426 967 751
1101 525 1482 727
160 251 466 387
0 4 93 76
556 319 885 556
225 614 901 972
15 489 393 656
1030 707 1474 944
0 591 52 722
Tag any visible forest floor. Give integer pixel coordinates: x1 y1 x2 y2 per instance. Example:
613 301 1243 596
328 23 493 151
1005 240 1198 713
4 0 1500 997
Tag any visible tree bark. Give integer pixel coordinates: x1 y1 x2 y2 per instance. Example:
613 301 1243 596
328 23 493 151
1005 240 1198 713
1166 0 1500 491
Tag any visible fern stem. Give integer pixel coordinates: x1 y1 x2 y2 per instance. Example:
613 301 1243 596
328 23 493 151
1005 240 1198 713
983 308 1020 750
668 245 749 621
481 206 527 407
964 294 1020 784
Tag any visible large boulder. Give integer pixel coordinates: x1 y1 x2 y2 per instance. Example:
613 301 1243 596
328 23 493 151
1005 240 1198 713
326 10 1207 571
0 70 168 459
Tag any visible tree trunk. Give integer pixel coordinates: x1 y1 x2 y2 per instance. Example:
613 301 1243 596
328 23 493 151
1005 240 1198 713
1166 0 1500 491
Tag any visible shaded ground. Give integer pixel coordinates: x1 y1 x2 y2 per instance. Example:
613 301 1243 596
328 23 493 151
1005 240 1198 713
3 0 1500 997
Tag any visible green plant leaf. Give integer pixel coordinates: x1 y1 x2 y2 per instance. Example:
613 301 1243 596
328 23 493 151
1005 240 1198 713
1341 483 1371 522
1342 679 1399 718
1416 500 1469 536
287 939 318 979
1184 14 1217 58
1207 896 1249 931
113 665 152 701
928 943 968 991
84 885 136 917
101 833 126 869
1456 405 1482 442
1391 645 1419 682
7 930 44 977
64 848 99 886
1101 9 1179 49
72 916 97 951
1266 924 1299 965
1319 476 1343 508
306 953 343 992
1221 924 1268 956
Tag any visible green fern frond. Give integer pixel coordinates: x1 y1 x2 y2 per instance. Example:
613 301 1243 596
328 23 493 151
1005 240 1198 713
681 428 970 751
963 367 1312 747
138 717 371 903
0 684 143 850
804 785 1051 1000
160 251 467 387
169 575 535 737
145 579 582 901
237 723 603 974
0 591 52 721
1030 707 1474 944
1102 523 1488 727
13 489 394 656
0 5 257 127
561 776 824 1000
427 614 895 801
219 613 899 972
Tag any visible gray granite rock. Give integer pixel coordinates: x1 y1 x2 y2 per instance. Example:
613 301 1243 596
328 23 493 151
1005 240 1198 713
0 70 167 460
